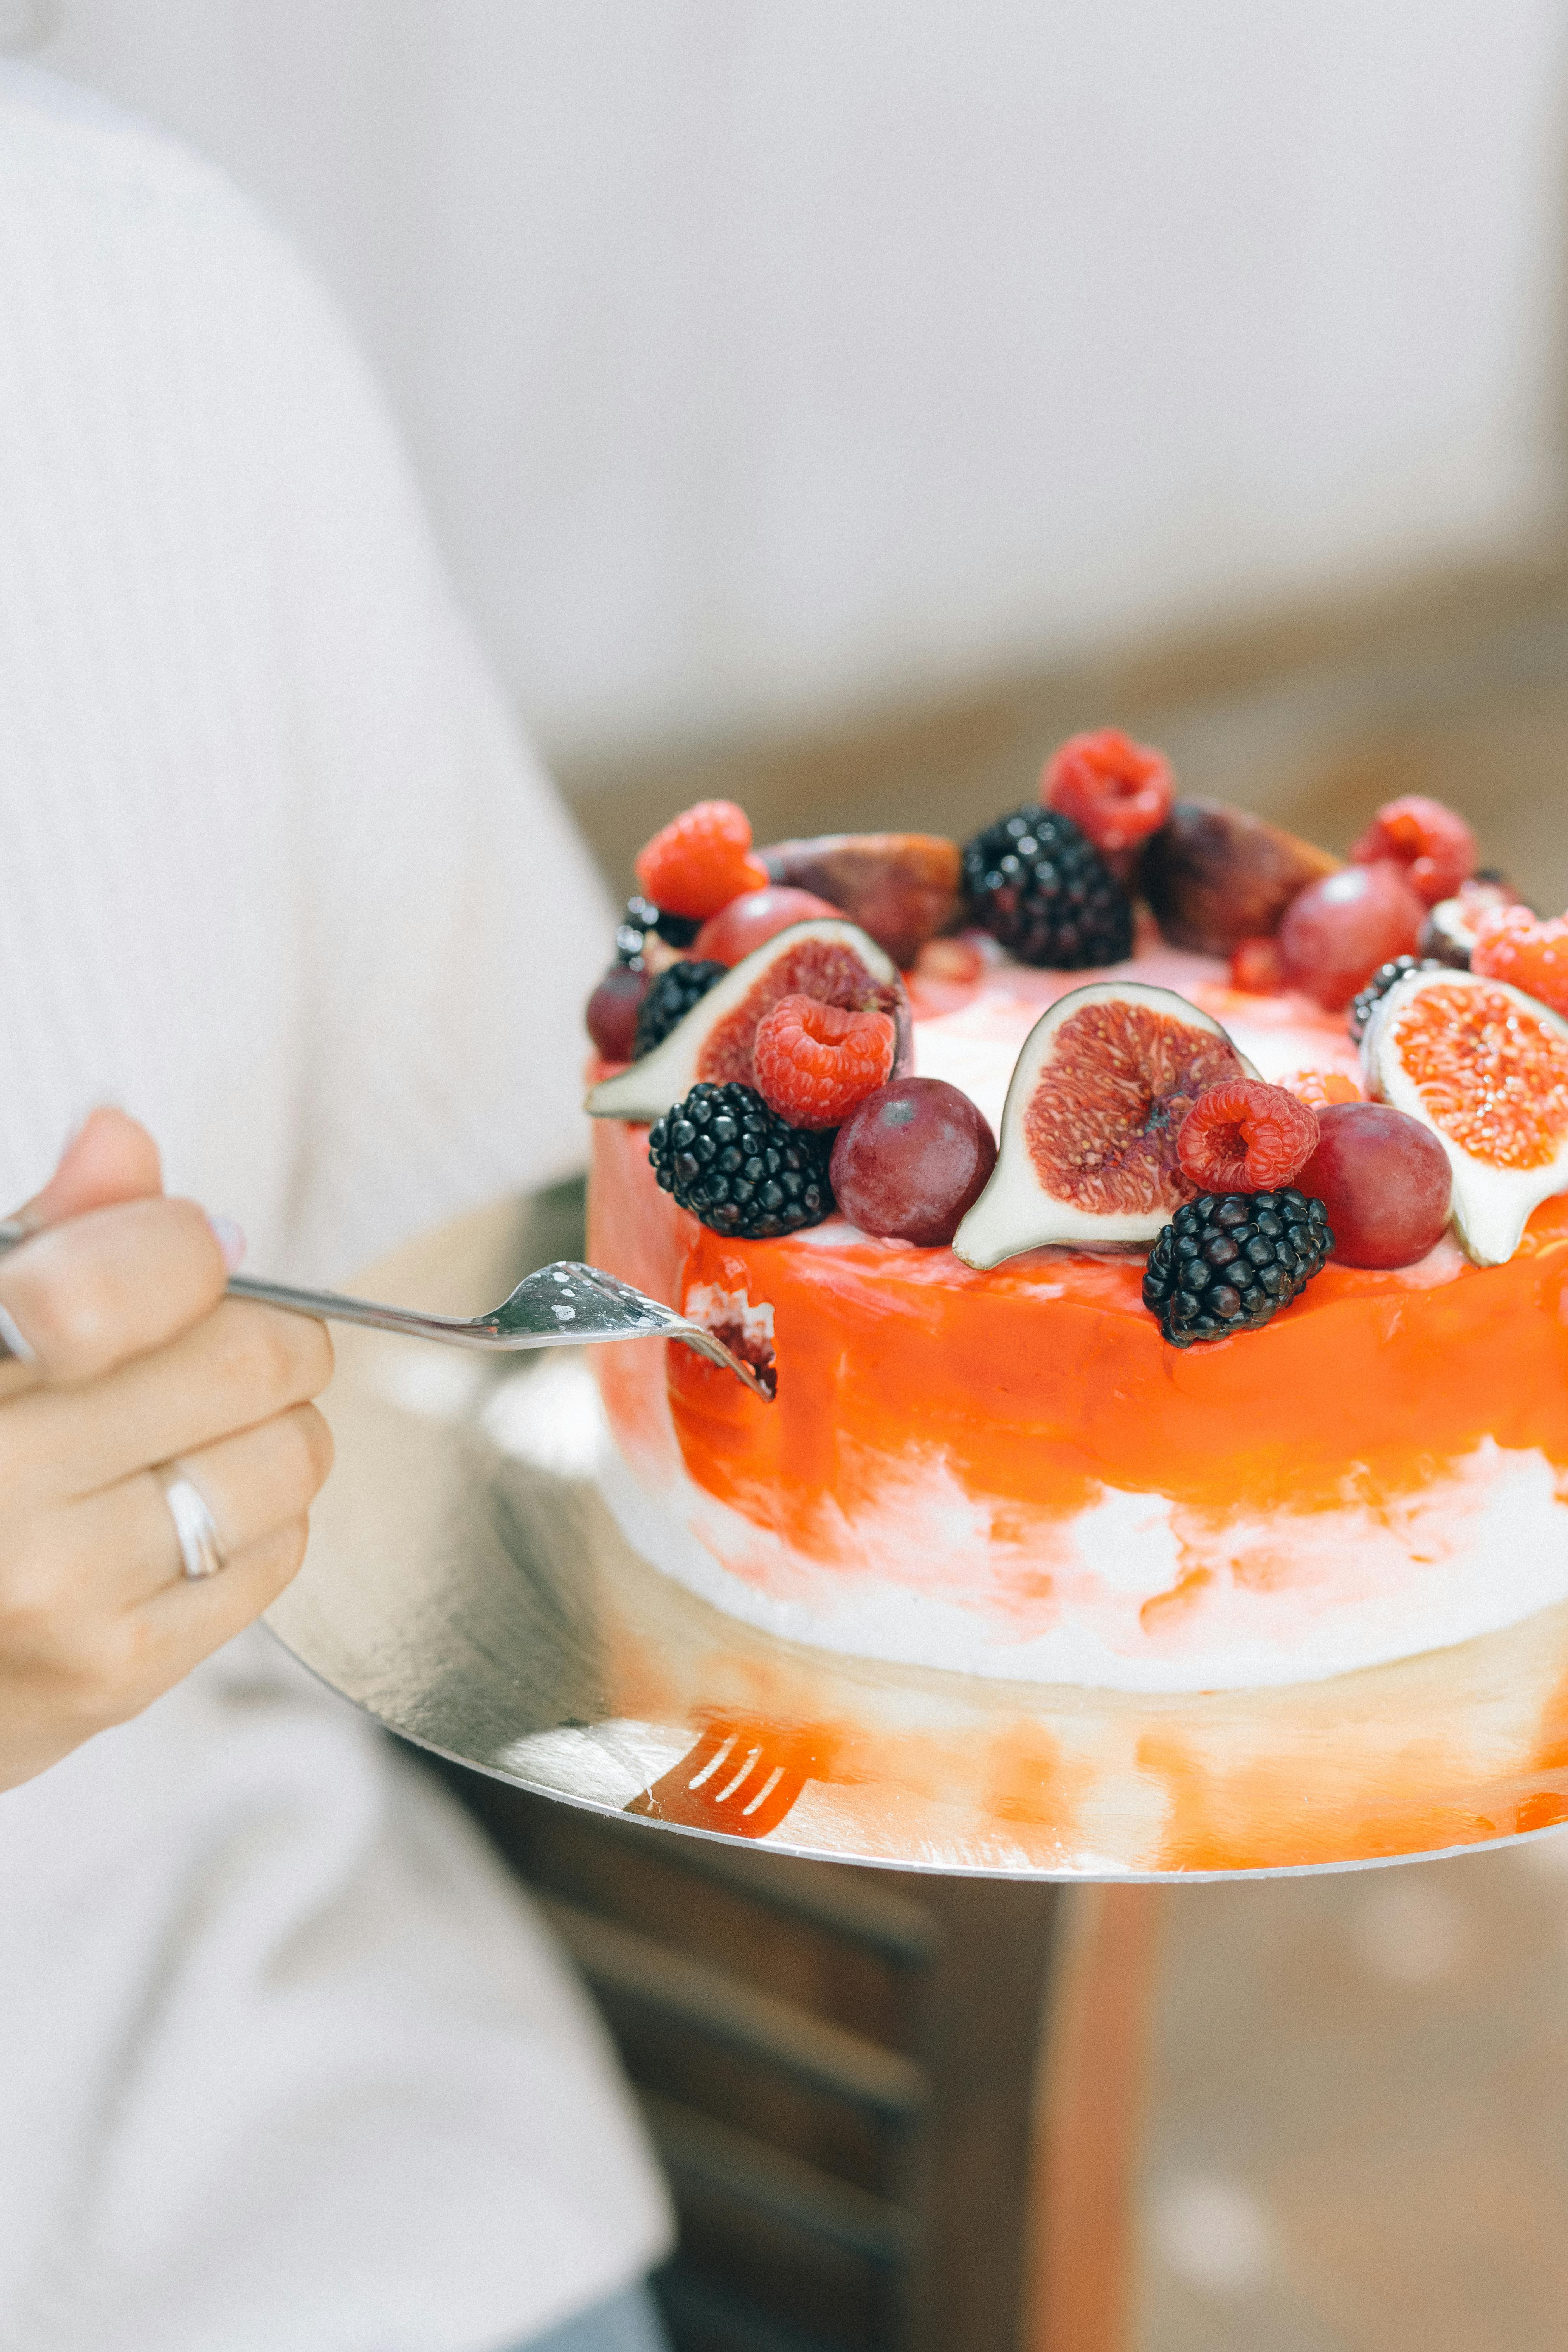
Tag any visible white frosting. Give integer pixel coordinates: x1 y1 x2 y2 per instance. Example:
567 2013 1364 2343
593 1400 1568 1690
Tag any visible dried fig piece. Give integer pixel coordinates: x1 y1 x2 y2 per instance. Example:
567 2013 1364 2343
759 833 962 968
1139 799 1340 956
1418 873 1524 968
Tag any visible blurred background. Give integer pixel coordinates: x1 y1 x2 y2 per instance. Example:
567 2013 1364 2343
17 3 1568 2344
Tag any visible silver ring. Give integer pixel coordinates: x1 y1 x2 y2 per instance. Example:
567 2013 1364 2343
155 1463 227 1580
0 1216 37 1362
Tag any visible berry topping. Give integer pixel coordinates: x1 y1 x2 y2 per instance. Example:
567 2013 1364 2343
586 965 650 1062
1350 794 1477 907
961 805 1133 968
1142 1189 1333 1347
1347 954 1443 1042
1040 728 1175 857
760 833 963 967
1295 1102 1452 1268
1176 1081 1319 1192
1140 801 1340 956
830 1078 997 1246
1228 936 1285 994
1470 904 1568 1018
635 801 770 921
1276 861 1424 1010
631 959 728 1058
648 1081 835 1239
694 885 840 966
1278 1068 1364 1109
753 993 896 1130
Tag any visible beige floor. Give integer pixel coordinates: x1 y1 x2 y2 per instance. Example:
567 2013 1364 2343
1135 1834 1568 2352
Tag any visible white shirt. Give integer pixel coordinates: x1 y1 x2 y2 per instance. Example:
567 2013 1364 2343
0 63 671 2352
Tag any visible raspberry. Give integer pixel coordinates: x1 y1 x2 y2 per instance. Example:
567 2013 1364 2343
1176 1080 1320 1192
1470 904 1568 1017
634 801 770 921
752 993 895 1130
1277 1068 1363 1110
1350 795 1477 907
1040 728 1175 856
1228 936 1285 994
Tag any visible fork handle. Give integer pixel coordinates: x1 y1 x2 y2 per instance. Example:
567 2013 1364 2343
0 1225 462 1345
225 1273 490 1346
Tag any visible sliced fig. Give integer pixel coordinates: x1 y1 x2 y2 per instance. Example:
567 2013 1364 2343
1418 873 1525 969
1139 799 1340 956
1362 965 1568 1265
759 833 962 968
586 918 908 1123
952 981 1249 1266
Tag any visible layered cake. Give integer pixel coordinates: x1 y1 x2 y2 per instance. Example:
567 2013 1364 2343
580 746 1568 1689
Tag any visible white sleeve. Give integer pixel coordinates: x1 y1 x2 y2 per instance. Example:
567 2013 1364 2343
259 255 616 1282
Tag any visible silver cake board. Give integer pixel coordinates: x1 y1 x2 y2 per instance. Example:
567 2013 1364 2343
267 1193 1568 1881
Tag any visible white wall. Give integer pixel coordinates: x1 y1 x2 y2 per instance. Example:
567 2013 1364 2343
17 1 1568 764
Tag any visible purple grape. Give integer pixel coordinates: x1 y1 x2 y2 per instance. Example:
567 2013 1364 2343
586 965 649 1062
830 1077 996 1247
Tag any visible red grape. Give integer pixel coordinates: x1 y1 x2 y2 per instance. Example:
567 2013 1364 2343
1276 861 1424 1010
693 885 840 965
585 965 648 1061
1294 1101 1452 1268
830 1078 997 1246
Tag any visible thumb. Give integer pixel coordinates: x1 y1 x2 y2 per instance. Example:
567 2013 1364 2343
5 1108 165 1237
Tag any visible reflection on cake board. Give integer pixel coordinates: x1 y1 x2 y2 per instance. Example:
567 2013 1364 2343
267 1194 1568 1881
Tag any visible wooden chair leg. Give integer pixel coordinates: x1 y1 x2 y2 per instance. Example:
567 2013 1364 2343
1026 1885 1164 2352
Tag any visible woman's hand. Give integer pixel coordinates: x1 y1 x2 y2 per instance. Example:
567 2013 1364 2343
0 1110 334 1793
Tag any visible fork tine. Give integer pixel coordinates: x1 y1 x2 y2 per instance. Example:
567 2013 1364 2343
627 1725 810 1839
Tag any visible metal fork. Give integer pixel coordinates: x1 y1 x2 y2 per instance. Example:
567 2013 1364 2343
0 1221 771 1400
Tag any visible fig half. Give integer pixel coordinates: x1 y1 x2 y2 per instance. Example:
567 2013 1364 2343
759 833 962 968
1140 799 1340 955
586 918 907 1123
952 981 1249 1266
1361 964 1568 1265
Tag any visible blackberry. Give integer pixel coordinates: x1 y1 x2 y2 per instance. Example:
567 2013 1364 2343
1142 1187 1333 1347
633 959 728 1056
1347 955 1442 1042
649 1082 834 1239
961 805 1133 968
618 894 701 964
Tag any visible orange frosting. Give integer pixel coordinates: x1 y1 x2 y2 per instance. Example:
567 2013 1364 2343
589 1111 1568 1565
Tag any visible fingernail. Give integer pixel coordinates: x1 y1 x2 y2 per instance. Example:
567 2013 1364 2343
207 1214 247 1272
62 1100 122 1152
